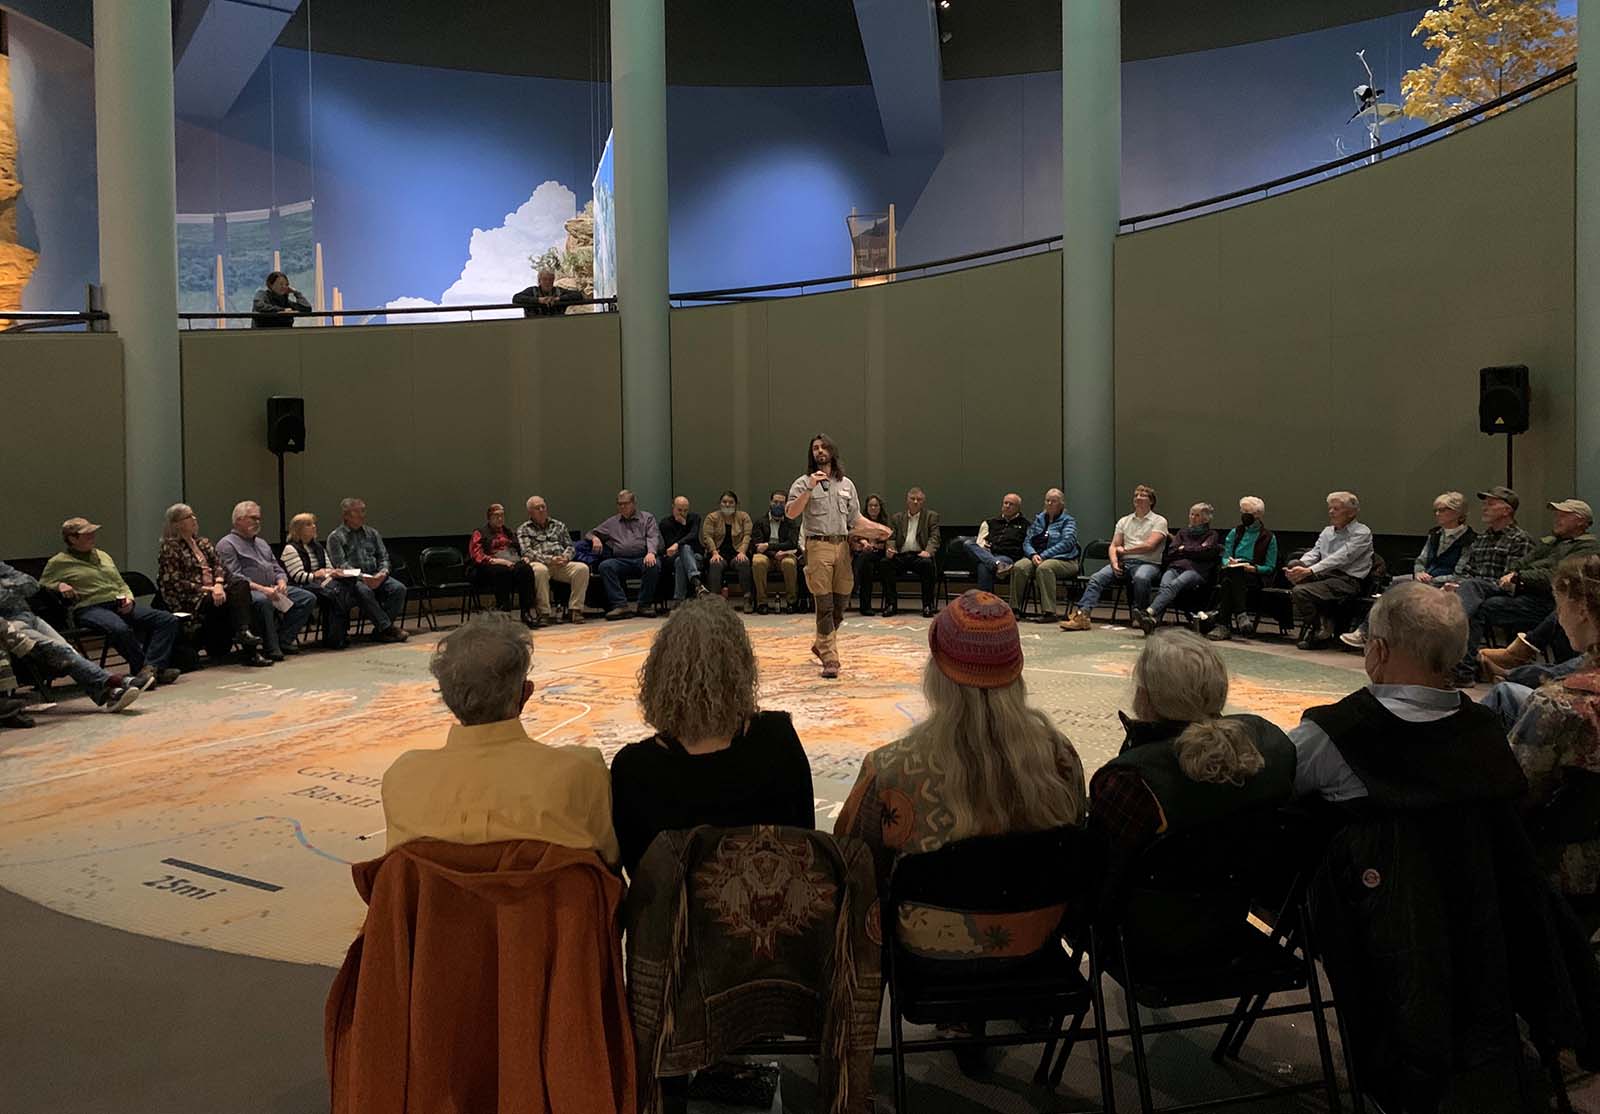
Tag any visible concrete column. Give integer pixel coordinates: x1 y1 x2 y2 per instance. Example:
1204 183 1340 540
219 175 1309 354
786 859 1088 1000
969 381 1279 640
1577 0 1600 499
1061 0 1119 536
610 0 672 513
93 0 181 568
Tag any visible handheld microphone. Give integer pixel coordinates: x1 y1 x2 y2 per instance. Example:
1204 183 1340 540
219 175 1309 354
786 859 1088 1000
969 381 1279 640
820 478 830 491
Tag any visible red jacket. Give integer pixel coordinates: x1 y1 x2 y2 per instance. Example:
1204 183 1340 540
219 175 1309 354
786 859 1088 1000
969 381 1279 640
326 839 635 1114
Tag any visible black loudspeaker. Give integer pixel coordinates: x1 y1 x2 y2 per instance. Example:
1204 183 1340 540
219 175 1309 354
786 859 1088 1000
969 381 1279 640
1479 365 1529 435
268 396 306 453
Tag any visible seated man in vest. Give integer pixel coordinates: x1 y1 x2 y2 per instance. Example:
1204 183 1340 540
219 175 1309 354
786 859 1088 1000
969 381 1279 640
0 559 143 712
381 612 618 865
966 492 1028 594
1283 490 1374 650
325 497 410 640
750 490 802 614
881 487 942 618
42 517 181 687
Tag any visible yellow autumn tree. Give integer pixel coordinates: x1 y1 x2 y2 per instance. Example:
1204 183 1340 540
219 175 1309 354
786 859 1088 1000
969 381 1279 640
1401 0 1576 124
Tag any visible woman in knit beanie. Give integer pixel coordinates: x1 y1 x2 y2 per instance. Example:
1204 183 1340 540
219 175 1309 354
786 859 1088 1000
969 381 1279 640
835 591 1085 920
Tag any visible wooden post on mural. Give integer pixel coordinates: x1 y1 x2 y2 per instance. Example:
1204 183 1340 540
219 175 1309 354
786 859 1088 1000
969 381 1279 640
332 286 344 327
214 253 225 329
313 242 325 326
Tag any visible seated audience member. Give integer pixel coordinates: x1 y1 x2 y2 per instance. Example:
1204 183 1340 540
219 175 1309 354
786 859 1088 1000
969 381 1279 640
250 270 311 328
882 487 942 618
966 492 1028 595
469 503 536 624
1089 629 1294 888
1451 499 1598 685
1012 488 1081 621
0 560 143 711
326 497 410 641
517 495 591 624
1140 502 1222 634
1062 485 1168 632
215 501 317 661
511 269 580 317
1283 490 1374 650
1339 491 1478 650
609 596 815 876
836 591 1086 895
659 495 707 605
852 493 891 615
1197 496 1277 641
281 512 366 650
698 490 754 609
158 503 269 666
750 489 802 614
43 517 181 687
588 489 662 620
380 613 617 857
1509 556 1600 901
1289 580 1600 1112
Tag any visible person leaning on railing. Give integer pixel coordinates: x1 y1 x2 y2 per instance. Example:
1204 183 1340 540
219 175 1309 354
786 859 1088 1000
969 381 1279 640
511 270 581 318
251 270 312 328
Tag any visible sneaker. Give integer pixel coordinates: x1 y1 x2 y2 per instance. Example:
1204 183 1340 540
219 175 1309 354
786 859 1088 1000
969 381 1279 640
1059 609 1091 632
1136 609 1157 635
756 603 768 615
101 683 141 713
604 607 631 621
280 643 302 656
695 584 711 599
569 609 586 624
1238 614 1259 637
922 605 936 618
1206 625 1233 641
132 668 158 691
995 559 1014 577
155 667 182 686
1339 630 1367 650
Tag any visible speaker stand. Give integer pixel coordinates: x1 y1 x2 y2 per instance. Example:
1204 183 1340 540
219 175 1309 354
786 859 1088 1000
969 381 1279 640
274 449 288 545
1504 432 1517 490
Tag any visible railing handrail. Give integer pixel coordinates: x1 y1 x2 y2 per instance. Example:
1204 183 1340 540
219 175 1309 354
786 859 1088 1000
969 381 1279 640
177 297 617 323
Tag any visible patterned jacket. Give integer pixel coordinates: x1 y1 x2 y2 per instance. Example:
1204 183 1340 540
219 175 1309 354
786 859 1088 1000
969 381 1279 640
624 825 880 1114
516 518 574 563
1511 659 1600 896
0 560 41 618
157 536 229 613
1454 525 1536 581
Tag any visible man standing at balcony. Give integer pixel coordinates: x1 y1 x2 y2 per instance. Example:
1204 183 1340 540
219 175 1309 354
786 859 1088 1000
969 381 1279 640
786 434 892 678
251 271 312 328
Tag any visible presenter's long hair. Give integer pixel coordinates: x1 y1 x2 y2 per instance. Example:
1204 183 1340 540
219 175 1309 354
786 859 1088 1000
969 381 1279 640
907 661 1082 839
807 433 843 480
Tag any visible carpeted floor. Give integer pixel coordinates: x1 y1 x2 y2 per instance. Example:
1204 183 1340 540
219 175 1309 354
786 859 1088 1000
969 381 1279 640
1 610 1592 1111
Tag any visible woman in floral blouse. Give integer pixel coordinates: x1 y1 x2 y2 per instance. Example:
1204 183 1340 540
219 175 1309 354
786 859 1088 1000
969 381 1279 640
157 504 269 667
1510 554 1600 900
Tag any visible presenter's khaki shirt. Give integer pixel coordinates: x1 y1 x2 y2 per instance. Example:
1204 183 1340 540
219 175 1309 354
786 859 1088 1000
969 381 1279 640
789 474 860 537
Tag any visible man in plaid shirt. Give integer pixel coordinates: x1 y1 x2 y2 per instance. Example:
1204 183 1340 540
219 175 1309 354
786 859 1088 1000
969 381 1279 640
1446 487 1535 583
517 495 591 624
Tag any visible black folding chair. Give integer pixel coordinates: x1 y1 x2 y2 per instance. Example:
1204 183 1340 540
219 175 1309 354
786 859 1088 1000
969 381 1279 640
885 826 1113 1113
1067 808 1345 1113
97 570 161 668
417 546 477 630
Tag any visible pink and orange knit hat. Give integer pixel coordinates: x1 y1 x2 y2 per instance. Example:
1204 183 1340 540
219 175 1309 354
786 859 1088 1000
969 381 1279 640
929 590 1024 689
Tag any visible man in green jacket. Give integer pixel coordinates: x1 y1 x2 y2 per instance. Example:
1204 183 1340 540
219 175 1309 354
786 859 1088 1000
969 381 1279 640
1453 499 1598 684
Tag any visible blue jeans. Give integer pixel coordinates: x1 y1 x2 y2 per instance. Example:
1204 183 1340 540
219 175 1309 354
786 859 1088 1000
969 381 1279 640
249 586 316 656
669 549 702 600
1454 577 1553 670
77 601 179 673
1076 561 1161 613
1483 681 1536 731
598 556 661 610
329 578 403 640
15 613 116 700
1149 568 1207 620
965 540 1016 594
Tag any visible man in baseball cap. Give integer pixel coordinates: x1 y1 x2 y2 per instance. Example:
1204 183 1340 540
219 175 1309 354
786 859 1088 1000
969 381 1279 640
40 517 181 687
1475 485 1520 510
1451 496 1600 685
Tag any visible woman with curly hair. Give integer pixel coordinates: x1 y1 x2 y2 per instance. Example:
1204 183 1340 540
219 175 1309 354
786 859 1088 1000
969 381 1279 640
1510 554 1600 903
609 595 815 876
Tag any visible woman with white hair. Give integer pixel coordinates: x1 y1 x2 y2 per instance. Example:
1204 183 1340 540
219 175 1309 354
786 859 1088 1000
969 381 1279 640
1090 628 1295 881
1341 492 1476 650
1198 496 1278 640
156 503 269 667
609 596 815 877
836 590 1085 957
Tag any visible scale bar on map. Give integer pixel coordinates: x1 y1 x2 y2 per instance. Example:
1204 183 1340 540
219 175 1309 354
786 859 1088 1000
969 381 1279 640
160 858 283 892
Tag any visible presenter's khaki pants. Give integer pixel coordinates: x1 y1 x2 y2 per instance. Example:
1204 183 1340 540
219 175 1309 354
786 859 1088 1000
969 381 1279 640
804 539 851 665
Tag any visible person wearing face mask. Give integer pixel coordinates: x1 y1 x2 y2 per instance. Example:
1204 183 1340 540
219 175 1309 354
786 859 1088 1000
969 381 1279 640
751 489 802 614
699 490 755 608
1197 496 1278 641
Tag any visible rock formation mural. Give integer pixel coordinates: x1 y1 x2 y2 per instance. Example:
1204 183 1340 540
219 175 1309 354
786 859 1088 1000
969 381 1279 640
0 52 41 321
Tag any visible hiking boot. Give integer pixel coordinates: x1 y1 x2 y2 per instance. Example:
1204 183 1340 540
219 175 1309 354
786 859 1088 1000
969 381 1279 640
1059 609 1091 632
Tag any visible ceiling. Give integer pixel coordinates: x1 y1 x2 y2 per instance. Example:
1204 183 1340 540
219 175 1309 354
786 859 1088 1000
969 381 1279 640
5 0 1433 85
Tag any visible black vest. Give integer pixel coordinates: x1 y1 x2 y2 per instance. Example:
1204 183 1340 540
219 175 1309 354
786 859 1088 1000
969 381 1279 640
983 516 1028 559
287 538 329 575
1102 714 1297 835
1301 688 1524 810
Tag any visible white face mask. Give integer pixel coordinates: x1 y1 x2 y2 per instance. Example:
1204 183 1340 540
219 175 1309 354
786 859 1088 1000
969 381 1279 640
721 505 736 517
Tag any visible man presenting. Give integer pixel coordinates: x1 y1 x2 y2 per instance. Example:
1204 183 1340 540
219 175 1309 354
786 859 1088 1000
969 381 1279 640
785 434 891 678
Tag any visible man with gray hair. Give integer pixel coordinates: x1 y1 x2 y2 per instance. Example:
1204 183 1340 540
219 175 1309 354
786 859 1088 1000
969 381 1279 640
326 497 409 638
1284 491 1374 650
1291 581 1509 803
380 613 617 863
215 500 317 660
